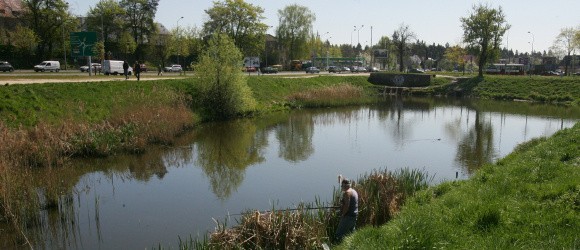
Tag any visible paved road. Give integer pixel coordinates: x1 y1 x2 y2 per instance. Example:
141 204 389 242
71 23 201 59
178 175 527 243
0 69 370 85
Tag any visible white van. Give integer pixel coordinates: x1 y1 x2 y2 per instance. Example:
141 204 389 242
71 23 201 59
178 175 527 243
34 61 60 72
102 60 132 75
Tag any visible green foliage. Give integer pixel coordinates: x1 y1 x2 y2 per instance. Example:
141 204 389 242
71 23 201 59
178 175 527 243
460 3 509 77
202 0 268 56
276 4 316 61
194 33 257 120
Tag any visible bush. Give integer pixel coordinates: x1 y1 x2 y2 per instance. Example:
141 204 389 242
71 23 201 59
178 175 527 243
194 33 256 120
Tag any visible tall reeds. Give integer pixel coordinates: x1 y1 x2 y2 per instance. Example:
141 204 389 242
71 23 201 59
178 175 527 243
195 167 431 249
0 89 197 247
286 84 368 108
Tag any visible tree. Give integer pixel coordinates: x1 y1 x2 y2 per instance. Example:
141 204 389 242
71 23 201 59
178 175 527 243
461 3 509 77
194 33 256 120
118 31 137 60
553 27 577 75
202 0 268 57
119 0 159 46
392 23 416 72
86 0 126 45
276 4 316 66
444 45 467 72
22 0 73 61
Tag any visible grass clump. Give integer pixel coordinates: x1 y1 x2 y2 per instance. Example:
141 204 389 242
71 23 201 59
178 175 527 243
338 123 580 249
188 168 431 249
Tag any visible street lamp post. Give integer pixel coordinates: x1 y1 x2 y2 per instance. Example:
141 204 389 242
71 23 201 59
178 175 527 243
527 31 534 76
355 25 364 46
176 16 184 69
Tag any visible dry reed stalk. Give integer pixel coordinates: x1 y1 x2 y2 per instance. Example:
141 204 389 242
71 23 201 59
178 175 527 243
287 84 363 102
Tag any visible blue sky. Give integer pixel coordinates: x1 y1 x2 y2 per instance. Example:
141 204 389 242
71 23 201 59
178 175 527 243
69 0 580 55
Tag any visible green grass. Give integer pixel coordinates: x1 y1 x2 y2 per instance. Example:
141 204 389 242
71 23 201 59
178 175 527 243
453 75 580 105
338 123 580 249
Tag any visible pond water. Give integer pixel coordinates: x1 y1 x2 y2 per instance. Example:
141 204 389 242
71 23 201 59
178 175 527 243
10 97 580 249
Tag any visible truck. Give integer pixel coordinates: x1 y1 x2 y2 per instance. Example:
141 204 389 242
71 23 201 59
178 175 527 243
34 61 60 72
102 60 132 75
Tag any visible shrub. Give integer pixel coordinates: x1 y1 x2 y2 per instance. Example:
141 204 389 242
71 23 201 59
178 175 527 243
194 33 257 120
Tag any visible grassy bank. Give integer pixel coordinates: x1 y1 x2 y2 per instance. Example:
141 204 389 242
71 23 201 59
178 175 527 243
434 75 580 105
338 123 580 249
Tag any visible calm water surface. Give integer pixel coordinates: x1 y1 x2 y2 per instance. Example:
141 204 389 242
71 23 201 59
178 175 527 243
18 98 580 249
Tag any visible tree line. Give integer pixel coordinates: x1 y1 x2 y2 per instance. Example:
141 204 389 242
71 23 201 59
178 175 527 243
1 1 578 75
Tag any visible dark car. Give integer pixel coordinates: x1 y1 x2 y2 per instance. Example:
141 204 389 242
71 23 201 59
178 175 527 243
305 66 320 73
0 61 14 72
409 68 425 73
328 66 341 73
140 64 148 72
261 66 278 74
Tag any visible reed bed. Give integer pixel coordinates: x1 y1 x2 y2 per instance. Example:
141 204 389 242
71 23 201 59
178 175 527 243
194 167 431 249
285 84 366 107
0 92 197 246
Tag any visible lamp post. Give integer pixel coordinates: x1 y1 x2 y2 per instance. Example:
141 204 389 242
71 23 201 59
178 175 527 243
176 16 184 68
527 31 534 76
355 25 364 46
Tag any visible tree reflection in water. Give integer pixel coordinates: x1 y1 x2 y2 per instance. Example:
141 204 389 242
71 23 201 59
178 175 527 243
193 119 266 199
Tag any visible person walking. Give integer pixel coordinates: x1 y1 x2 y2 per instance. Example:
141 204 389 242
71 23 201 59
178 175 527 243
335 178 358 243
134 61 141 81
123 61 129 80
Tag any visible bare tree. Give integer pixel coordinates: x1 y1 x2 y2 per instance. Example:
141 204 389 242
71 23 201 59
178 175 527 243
553 27 577 75
392 23 415 72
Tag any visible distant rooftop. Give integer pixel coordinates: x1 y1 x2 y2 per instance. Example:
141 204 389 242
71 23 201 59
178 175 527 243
0 0 23 18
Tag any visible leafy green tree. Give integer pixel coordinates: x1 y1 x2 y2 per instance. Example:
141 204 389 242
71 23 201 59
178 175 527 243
202 0 268 57
461 3 510 77
194 33 256 120
147 31 171 66
9 25 39 55
392 23 416 72
276 4 316 66
86 0 126 45
118 31 137 60
119 0 159 46
444 45 467 72
22 0 73 61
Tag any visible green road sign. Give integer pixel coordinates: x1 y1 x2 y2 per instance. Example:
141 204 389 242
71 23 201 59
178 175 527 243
70 32 97 57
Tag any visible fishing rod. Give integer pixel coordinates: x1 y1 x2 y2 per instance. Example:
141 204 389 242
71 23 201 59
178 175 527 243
228 206 340 216
227 174 349 217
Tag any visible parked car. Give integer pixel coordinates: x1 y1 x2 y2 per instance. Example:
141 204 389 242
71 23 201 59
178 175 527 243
80 63 101 73
366 66 379 72
34 61 60 72
305 66 320 73
261 66 278 74
409 68 425 73
139 64 148 72
541 71 560 76
355 66 367 73
0 61 14 72
341 67 351 73
244 66 257 72
328 66 341 73
164 64 182 72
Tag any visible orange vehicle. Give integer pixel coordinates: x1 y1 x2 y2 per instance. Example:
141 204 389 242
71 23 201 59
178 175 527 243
290 60 302 71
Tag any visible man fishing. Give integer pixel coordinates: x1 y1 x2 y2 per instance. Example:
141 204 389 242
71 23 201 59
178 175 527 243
335 177 358 243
